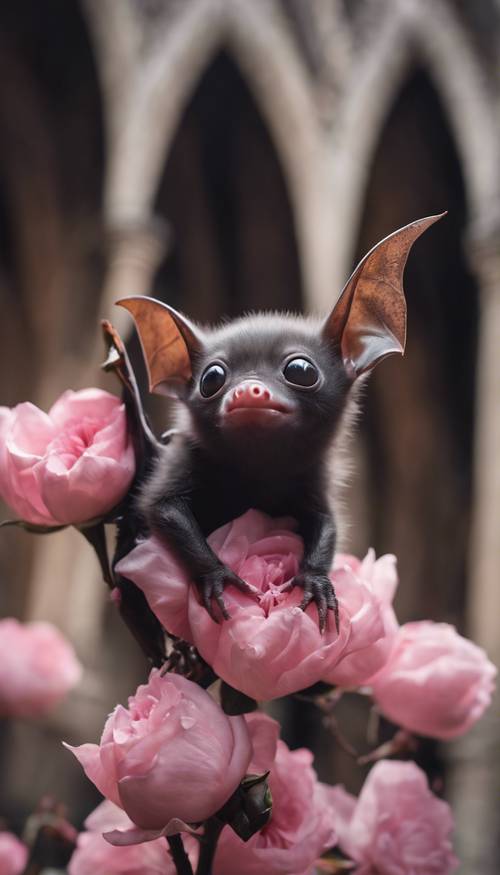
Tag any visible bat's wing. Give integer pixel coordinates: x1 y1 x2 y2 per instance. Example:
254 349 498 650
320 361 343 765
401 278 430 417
101 318 161 473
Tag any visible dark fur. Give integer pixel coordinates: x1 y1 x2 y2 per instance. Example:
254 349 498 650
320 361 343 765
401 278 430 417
136 313 355 629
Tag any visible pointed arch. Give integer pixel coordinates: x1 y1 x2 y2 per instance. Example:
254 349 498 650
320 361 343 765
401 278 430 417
98 0 333 310
330 0 499 296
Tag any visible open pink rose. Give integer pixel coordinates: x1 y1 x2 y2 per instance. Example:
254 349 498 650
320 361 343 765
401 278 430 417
214 712 336 875
328 760 458 874
66 670 252 844
322 550 399 688
0 389 135 525
370 621 496 739
0 832 28 875
0 618 82 718
117 510 391 701
69 801 198 875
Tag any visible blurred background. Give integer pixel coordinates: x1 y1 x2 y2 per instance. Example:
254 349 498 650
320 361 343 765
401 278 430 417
0 0 499 872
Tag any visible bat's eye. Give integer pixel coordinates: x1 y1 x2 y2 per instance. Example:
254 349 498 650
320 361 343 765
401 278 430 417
283 357 319 388
200 363 227 397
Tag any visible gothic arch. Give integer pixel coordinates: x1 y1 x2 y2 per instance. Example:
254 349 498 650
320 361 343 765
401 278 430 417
330 0 499 294
95 0 332 311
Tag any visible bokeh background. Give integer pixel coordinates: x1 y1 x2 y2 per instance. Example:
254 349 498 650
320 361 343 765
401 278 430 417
0 1 499 873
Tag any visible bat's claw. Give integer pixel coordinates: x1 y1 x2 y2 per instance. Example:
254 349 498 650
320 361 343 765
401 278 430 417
198 566 256 622
293 571 339 634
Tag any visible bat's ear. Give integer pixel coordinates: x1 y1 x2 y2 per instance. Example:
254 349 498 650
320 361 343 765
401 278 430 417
116 296 204 397
323 213 445 379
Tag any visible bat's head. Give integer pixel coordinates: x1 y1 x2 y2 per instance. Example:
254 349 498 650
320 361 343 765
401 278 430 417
172 312 352 463
117 214 443 466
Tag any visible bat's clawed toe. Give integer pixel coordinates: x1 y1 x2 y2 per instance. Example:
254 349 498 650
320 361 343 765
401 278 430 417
199 565 254 622
294 571 339 635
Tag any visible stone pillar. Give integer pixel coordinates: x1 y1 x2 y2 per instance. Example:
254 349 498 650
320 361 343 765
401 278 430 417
446 229 500 875
98 216 170 336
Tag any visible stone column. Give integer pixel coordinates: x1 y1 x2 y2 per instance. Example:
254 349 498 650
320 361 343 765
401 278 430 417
98 216 170 336
446 229 500 875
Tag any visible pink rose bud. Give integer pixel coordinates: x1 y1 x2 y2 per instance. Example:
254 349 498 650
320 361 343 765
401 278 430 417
0 832 28 875
370 621 497 739
328 760 459 874
65 670 252 844
0 389 135 526
117 510 392 701
214 712 337 875
0 618 82 718
68 800 197 875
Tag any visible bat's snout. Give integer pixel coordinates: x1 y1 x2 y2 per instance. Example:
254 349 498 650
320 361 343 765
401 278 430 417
222 380 292 422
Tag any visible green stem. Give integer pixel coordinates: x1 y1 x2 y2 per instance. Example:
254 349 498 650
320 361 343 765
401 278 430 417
196 819 224 875
167 835 194 875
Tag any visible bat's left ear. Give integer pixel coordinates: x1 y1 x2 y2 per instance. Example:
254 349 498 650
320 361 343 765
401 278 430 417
117 296 204 397
323 213 445 379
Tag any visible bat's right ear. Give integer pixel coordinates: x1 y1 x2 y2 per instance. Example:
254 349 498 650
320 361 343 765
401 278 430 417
322 214 445 379
116 296 203 397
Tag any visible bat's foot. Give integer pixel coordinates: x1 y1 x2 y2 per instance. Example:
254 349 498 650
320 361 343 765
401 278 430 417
198 565 256 623
292 571 339 634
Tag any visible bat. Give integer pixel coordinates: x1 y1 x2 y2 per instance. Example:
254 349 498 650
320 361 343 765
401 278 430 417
117 214 443 633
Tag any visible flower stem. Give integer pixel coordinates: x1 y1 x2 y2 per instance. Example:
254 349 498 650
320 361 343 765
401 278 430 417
79 521 114 588
196 818 224 875
167 835 194 875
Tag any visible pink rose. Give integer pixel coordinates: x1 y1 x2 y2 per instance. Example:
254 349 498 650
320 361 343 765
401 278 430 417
0 389 135 526
323 550 399 688
0 618 82 718
0 832 28 875
214 712 336 875
66 670 252 844
69 801 198 875
117 510 390 701
370 621 497 739
328 760 458 874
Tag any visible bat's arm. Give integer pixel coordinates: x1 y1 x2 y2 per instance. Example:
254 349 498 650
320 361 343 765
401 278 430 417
292 504 339 633
149 496 250 621
298 506 337 574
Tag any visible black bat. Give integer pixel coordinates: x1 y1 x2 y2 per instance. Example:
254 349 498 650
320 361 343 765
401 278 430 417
117 214 443 633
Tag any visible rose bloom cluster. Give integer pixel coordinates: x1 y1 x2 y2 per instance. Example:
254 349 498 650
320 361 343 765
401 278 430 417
67 676 459 875
1 388 496 874
118 508 496 738
67 675 338 873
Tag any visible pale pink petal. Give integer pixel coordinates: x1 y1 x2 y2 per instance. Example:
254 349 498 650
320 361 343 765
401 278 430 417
41 450 134 524
371 622 496 739
116 535 193 642
64 742 122 807
0 832 29 875
0 619 81 717
49 388 121 427
246 711 280 773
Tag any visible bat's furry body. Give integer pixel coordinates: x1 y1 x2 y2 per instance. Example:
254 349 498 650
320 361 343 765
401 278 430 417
119 215 443 629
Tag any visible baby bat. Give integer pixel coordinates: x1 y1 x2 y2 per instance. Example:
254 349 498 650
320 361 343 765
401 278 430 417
118 214 443 632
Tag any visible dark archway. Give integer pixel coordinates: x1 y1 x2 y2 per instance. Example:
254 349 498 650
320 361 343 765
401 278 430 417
153 50 303 323
0 0 105 830
354 68 477 630
0 0 105 396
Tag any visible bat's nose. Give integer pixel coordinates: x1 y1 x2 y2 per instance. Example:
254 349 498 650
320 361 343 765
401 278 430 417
226 380 273 410
221 379 293 423
230 380 271 407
